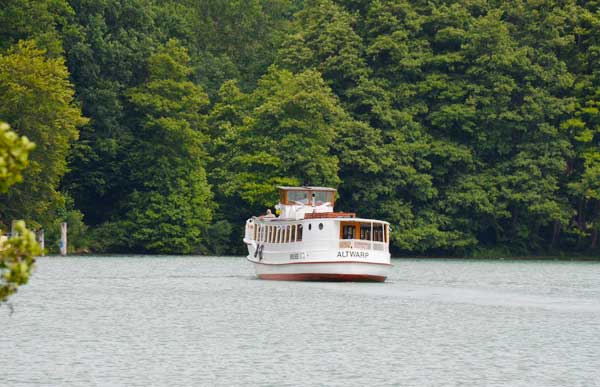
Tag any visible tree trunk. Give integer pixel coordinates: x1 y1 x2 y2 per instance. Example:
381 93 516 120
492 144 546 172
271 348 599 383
550 220 560 249
577 197 586 248
511 208 518 234
577 197 585 231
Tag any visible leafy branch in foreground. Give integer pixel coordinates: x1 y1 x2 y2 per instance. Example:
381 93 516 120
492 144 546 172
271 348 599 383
0 121 40 304
0 221 41 303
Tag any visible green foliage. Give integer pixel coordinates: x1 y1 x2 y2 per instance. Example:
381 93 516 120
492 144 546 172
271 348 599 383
0 122 35 193
43 195 89 254
0 0 74 56
117 40 213 253
205 67 349 254
178 0 301 93
0 122 39 304
60 0 163 226
0 221 41 303
272 0 595 255
61 0 300 231
4 0 600 256
206 220 235 256
212 67 344 208
0 40 86 229
277 0 368 97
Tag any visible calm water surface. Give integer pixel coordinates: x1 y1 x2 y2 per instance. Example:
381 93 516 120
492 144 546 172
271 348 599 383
2 256 600 386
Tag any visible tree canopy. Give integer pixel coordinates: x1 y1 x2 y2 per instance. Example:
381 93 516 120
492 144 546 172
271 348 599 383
1 0 599 256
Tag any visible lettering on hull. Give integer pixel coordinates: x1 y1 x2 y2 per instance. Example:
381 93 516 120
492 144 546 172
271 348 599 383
337 250 369 258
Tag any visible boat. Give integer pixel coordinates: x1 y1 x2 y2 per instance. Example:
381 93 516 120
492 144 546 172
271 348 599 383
243 186 391 282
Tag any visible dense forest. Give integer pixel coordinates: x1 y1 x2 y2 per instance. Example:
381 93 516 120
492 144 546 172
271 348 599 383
0 0 599 257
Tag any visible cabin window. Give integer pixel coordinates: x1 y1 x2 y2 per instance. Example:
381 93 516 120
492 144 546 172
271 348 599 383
308 224 312 231
360 224 371 240
342 225 356 239
290 225 296 242
287 191 309 205
297 225 303 241
314 191 333 205
373 224 384 242
319 223 324 230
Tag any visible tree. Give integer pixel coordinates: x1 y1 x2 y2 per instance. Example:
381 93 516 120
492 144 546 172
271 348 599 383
0 40 86 230
205 67 348 253
177 0 301 94
277 0 368 98
114 40 213 253
216 67 344 208
0 0 74 57
61 0 161 227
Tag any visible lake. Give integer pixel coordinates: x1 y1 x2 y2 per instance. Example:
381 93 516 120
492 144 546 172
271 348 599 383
2 256 600 386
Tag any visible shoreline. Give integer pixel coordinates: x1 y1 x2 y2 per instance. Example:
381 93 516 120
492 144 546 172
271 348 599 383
37 253 600 261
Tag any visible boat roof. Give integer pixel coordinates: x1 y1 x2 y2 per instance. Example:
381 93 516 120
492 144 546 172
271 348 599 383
277 186 337 192
255 217 389 225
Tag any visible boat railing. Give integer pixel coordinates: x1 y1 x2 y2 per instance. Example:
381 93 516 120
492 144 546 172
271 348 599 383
339 240 352 249
338 240 386 250
372 242 386 251
354 240 371 250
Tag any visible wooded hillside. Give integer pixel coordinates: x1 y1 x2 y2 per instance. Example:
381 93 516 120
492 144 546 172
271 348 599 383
1 0 598 256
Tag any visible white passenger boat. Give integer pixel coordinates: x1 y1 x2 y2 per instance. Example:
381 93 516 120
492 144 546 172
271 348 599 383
243 186 391 282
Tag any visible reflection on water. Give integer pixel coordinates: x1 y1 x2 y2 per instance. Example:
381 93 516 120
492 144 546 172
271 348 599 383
2 257 600 386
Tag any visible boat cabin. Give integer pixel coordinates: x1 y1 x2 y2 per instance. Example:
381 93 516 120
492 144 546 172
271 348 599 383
277 186 336 219
245 186 390 251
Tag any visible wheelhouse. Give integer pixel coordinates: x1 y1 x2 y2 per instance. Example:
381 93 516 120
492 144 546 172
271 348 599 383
277 186 336 219
279 186 336 207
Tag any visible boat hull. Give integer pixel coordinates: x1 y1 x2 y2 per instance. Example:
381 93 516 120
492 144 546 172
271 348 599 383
247 259 391 282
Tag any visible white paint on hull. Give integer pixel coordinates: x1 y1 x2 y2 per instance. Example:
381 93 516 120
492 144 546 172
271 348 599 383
247 258 391 281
